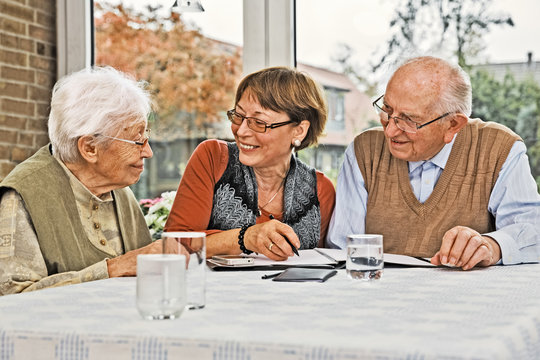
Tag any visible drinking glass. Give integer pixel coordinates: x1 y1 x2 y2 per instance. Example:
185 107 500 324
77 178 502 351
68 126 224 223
162 232 206 310
346 234 384 281
136 254 186 320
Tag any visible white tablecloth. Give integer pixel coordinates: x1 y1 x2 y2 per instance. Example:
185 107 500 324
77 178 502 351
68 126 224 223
0 265 539 359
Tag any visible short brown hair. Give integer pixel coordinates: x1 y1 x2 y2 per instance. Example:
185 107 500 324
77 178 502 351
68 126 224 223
234 67 327 150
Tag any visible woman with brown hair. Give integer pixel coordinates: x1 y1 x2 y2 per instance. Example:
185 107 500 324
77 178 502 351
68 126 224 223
165 66 335 260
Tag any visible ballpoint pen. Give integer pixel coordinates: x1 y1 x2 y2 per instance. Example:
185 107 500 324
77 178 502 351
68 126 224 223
261 271 283 279
269 214 299 256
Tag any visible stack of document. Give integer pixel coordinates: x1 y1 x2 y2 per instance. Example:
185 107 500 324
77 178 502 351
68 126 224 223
207 248 435 271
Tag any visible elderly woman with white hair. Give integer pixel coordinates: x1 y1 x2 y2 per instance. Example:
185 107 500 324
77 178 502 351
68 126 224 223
0 66 180 295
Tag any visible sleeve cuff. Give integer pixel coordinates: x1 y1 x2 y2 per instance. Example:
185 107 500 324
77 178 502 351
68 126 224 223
79 259 110 282
483 230 518 265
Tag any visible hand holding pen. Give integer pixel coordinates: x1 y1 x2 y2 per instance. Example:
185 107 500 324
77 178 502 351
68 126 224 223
242 216 300 260
269 214 299 256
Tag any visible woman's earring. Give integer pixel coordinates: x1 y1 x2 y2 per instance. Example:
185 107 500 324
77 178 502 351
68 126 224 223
293 139 301 147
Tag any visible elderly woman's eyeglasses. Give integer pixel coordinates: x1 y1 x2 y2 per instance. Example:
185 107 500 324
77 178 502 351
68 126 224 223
372 94 450 134
227 109 295 133
97 130 150 146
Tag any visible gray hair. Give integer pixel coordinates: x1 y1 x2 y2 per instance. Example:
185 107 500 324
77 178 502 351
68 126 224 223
398 56 472 117
48 66 151 163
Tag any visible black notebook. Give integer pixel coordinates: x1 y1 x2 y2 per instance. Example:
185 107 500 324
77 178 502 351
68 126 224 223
272 268 337 282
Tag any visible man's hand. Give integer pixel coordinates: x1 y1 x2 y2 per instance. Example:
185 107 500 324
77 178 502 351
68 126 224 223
431 226 501 270
106 239 190 277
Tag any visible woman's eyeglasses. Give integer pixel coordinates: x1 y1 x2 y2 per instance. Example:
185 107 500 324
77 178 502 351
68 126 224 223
227 109 295 133
96 129 151 146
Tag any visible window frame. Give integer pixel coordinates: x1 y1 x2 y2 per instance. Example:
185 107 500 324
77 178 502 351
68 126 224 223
56 0 93 77
58 0 296 77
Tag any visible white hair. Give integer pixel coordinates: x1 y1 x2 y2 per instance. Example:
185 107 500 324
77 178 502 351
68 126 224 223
398 56 472 117
48 66 151 163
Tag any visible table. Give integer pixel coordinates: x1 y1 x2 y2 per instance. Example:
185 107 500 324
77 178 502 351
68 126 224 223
1 265 539 359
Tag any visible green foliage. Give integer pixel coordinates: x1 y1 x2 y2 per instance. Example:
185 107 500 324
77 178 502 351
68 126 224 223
533 124 540 189
469 69 540 190
374 0 513 69
139 191 177 240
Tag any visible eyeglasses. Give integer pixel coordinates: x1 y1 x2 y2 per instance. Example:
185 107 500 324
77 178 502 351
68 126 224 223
373 94 450 134
227 109 295 133
97 129 151 147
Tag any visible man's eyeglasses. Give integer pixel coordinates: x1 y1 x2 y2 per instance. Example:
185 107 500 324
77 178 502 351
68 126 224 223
372 94 450 134
227 109 295 133
97 130 151 147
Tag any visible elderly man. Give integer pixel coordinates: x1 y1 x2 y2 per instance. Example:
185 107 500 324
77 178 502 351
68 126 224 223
328 56 540 270
0 67 186 295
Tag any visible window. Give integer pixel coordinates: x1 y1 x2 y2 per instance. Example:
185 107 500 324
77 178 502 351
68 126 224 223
325 88 345 131
82 0 540 194
93 0 243 198
296 0 540 188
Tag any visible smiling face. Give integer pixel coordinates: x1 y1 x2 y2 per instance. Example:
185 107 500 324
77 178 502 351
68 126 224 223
232 90 303 174
94 121 153 190
382 64 454 162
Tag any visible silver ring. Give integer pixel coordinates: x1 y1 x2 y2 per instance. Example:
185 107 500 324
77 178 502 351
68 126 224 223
268 243 274 251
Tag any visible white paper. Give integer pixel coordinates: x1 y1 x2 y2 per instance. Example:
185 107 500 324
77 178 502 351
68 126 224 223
316 248 435 267
247 249 336 267
315 248 347 262
383 253 435 267
209 248 435 268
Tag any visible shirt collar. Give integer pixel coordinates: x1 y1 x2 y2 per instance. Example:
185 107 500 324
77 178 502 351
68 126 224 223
54 155 113 204
408 134 457 173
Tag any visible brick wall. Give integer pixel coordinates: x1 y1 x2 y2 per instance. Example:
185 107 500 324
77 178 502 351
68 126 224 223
0 0 56 181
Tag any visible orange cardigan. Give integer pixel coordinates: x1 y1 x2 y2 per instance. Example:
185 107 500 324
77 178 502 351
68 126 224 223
164 139 336 245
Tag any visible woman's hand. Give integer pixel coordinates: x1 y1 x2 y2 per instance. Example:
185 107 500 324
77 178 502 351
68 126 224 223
244 220 301 261
107 239 191 277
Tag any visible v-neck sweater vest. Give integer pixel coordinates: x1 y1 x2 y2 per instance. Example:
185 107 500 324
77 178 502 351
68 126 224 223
354 119 521 257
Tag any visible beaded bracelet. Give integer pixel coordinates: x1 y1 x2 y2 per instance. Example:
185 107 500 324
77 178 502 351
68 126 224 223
238 224 253 255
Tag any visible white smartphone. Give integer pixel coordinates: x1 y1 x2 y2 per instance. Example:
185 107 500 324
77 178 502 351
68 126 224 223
211 255 255 266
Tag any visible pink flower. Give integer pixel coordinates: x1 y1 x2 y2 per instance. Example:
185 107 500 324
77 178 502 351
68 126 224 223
139 199 154 208
139 197 163 208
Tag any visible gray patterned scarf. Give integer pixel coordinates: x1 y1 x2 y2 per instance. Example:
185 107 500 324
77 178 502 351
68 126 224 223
208 142 321 249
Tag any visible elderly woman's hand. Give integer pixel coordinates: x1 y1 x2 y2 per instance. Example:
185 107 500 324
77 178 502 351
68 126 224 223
244 220 301 261
106 239 191 277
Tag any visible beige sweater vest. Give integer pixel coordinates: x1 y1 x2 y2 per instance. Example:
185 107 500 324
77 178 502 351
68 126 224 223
354 119 521 257
0 145 152 275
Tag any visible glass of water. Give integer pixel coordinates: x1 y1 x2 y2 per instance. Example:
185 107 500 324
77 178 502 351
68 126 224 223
161 232 206 310
136 254 186 320
346 234 383 281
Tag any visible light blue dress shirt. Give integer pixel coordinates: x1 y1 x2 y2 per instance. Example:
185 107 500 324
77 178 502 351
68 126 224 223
327 137 540 265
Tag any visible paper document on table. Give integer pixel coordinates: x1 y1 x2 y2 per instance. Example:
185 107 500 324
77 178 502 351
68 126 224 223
250 249 338 267
207 249 341 271
384 253 435 267
315 248 436 267
207 248 435 271
315 248 347 262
